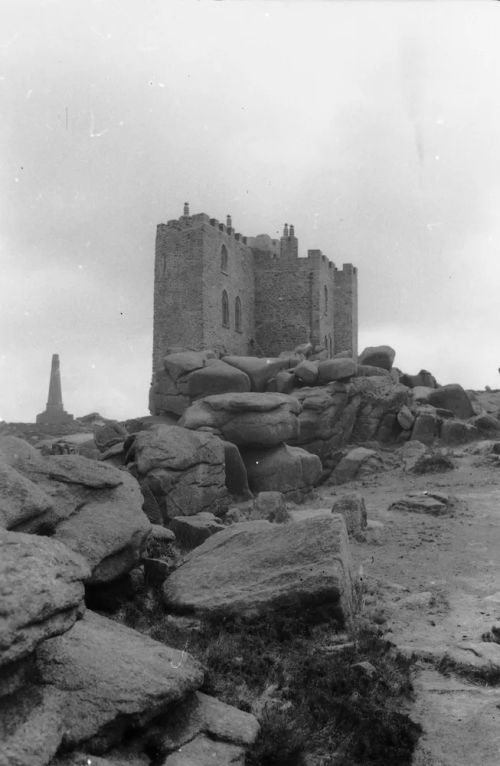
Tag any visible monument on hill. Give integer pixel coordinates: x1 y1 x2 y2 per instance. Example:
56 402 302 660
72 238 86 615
36 354 74 425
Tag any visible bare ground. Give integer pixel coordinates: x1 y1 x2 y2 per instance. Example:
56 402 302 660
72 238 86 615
291 446 500 766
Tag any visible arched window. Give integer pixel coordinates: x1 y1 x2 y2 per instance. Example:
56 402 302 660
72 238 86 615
324 285 328 314
235 296 242 332
221 244 228 273
222 290 229 327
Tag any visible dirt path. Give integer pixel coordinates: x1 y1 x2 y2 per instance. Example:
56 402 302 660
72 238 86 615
292 448 500 766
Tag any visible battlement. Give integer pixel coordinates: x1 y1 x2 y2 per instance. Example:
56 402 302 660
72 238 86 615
306 249 335 269
164 204 247 242
334 263 357 275
162 205 342 263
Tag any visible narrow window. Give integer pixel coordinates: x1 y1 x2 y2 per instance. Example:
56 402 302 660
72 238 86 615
324 285 328 314
324 335 328 352
222 290 230 327
329 336 333 357
235 296 242 332
221 244 228 273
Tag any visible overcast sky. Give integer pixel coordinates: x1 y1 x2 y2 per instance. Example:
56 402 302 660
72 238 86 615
1 0 500 422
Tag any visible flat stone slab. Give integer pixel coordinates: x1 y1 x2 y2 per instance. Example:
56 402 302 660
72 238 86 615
163 516 354 624
389 491 460 516
36 610 204 749
21 453 124 489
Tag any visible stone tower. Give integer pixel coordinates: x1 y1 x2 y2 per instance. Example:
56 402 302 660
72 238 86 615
36 354 74 425
333 264 358 357
153 205 256 371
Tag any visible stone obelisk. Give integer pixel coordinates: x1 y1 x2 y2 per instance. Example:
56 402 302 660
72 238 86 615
36 354 74 424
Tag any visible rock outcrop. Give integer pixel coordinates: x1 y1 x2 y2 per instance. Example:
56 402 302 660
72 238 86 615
242 443 321 500
170 512 225 550
222 440 252 500
36 610 204 750
355 364 391 378
330 447 378 484
400 370 438 389
150 350 252 417
358 345 395 371
163 515 354 624
427 384 474 420
410 406 439 445
317 358 357 384
440 419 479 445
0 437 152 584
389 491 460 516
222 355 298 392
293 359 319 386
331 492 368 536
290 377 410 461
0 531 89 668
180 392 301 447
0 458 53 531
94 421 128 452
250 491 290 523
0 684 67 766
133 425 228 521
53 471 151 584
0 444 263 766
145 690 259 759
162 734 246 765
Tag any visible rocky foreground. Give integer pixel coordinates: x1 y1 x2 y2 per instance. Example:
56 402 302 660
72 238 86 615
1 344 500 765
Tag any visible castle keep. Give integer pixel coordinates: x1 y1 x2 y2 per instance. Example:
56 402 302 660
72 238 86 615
153 204 358 372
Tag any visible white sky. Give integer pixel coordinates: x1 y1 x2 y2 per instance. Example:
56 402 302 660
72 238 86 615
1 0 500 421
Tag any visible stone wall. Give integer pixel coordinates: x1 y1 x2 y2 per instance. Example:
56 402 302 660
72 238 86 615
201 220 255 357
153 216 205 372
253 248 312 356
309 250 336 355
253 246 339 357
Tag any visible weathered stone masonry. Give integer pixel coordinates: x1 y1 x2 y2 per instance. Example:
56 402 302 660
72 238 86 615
153 204 358 372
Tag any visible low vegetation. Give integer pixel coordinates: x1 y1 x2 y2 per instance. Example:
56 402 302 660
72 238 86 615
107 575 421 766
